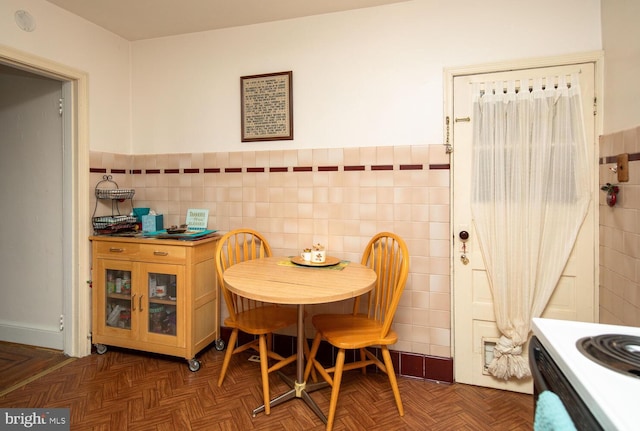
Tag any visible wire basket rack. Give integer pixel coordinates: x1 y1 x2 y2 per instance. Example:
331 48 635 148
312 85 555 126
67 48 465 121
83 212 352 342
92 175 136 234
92 215 138 234
95 188 135 200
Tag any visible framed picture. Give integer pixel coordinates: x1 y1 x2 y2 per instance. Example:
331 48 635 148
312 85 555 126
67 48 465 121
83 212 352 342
241 71 293 142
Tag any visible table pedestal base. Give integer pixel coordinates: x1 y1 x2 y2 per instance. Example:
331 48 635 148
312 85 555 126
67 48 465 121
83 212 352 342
252 372 328 423
251 304 328 424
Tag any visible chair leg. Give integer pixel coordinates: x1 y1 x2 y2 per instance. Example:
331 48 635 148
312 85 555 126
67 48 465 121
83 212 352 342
359 348 367 375
381 346 404 416
302 333 318 383
304 332 322 382
326 348 345 431
266 332 273 352
218 329 238 387
258 334 271 415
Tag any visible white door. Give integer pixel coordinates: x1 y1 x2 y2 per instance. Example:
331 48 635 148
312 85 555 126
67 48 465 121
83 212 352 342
451 62 598 393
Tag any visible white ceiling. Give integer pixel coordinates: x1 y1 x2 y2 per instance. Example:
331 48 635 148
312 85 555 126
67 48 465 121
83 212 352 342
44 0 409 41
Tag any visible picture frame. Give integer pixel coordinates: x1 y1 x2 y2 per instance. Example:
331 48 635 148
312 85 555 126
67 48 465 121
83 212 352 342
241 71 293 142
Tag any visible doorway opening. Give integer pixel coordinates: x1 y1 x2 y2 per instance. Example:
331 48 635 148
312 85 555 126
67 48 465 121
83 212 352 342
0 46 91 358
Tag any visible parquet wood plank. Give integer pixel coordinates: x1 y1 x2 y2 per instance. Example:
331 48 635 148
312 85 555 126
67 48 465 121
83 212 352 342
0 343 534 430
0 342 67 381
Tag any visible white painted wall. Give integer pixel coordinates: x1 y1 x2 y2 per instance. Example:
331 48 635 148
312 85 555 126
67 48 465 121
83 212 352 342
1 0 602 155
0 0 131 154
601 0 640 134
131 0 602 154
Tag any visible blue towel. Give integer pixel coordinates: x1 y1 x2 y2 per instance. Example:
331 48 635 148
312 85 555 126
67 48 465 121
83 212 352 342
534 391 577 431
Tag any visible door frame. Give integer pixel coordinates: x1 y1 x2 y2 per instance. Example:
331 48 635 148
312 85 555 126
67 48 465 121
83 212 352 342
444 50 604 362
0 45 92 357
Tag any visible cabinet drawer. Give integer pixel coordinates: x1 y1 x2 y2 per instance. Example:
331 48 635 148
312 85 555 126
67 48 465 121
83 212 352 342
139 243 186 263
95 242 140 258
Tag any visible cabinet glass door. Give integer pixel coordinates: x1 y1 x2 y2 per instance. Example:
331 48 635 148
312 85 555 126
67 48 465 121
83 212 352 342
147 272 177 336
105 268 132 330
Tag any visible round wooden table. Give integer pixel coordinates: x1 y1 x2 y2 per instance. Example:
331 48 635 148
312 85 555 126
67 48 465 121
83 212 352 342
223 256 377 422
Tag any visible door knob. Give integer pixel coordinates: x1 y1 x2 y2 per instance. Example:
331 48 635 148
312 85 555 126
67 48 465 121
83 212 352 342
459 231 470 265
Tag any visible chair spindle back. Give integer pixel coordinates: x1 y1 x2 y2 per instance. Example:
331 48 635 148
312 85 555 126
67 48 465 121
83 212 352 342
356 232 409 337
215 229 273 319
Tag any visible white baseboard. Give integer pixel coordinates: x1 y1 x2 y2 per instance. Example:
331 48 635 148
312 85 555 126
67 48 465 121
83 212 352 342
0 321 63 350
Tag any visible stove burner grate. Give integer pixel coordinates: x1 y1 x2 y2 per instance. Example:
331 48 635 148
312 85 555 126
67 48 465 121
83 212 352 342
577 334 640 379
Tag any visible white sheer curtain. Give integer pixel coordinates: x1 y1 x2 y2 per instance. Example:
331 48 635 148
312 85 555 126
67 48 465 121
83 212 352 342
471 74 591 380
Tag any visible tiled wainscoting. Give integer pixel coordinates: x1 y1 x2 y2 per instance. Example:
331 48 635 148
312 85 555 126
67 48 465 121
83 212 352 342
599 125 640 327
226 328 454 383
90 144 454 382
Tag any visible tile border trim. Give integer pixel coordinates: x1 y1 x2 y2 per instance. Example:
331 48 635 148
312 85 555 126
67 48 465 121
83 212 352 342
600 152 640 164
92 163 451 174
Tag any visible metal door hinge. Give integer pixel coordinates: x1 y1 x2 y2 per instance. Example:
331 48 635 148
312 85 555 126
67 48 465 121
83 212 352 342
59 98 63 116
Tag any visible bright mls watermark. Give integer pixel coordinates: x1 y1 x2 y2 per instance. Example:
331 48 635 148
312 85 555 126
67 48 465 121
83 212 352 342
1 409 69 430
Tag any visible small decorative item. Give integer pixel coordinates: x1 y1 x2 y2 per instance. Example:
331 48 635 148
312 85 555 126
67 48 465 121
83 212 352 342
300 248 312 261
185 208 209 230
601 183 620 207
312 243 326 263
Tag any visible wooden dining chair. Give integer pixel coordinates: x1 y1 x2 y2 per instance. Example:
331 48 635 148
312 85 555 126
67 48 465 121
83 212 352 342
303 232 409 430
215 228 298 415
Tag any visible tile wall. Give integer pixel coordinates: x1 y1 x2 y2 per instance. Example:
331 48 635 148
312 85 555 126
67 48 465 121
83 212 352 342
90 144 454 379
599 125 640 327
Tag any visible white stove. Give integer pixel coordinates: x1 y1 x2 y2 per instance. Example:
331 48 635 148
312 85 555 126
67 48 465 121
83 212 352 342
532 317 640 431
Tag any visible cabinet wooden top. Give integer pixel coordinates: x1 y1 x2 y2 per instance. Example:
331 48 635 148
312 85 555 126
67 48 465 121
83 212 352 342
90 234 221 247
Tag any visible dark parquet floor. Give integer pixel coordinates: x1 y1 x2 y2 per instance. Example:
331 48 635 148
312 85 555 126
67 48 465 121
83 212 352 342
0 342 534 430
0 341 74 397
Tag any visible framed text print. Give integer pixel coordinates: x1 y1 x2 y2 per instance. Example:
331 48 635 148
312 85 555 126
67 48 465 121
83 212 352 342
241 71 293 142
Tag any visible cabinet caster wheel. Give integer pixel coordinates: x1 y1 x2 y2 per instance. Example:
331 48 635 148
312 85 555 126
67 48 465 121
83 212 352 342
188 359 201 372
214 338 225 351
96 344 107 355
